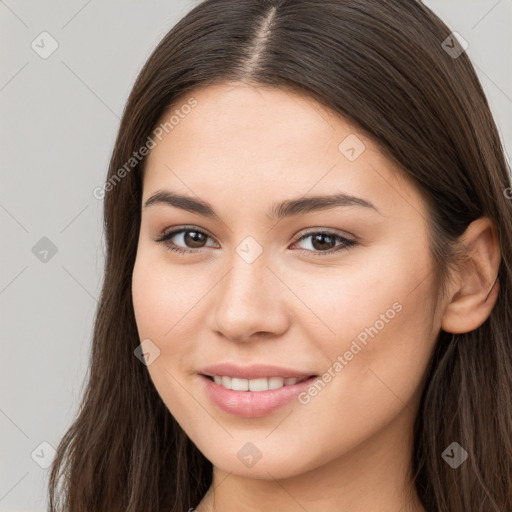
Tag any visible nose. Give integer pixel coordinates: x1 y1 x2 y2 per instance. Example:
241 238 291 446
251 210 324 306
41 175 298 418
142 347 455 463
212 252 290 343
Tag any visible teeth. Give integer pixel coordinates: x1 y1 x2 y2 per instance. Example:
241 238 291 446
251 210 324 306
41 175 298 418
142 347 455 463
232 377 249 391
268 377 285 389
211 375 310 391
249 378 269 391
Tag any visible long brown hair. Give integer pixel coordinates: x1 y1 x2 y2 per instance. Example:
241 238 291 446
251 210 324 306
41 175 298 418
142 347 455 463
48 1 512 510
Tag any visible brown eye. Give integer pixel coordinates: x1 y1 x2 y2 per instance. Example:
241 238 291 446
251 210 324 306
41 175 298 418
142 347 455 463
310 233 336 251
181 230 208 248
292 231 357 256
155 227 216 254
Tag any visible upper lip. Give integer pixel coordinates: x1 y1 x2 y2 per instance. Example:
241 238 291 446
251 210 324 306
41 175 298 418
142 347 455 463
200 363 317 380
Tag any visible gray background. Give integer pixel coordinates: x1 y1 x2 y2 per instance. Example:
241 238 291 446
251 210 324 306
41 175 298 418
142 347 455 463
1 1 511 511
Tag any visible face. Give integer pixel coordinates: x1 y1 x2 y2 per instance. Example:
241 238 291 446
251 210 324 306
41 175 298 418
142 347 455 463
132 82 440 479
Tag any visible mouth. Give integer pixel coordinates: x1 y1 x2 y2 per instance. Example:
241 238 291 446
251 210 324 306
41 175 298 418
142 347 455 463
201 374 316 391
199 372 319 417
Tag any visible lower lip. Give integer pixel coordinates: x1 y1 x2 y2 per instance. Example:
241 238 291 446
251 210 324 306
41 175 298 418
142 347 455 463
199 374 317 418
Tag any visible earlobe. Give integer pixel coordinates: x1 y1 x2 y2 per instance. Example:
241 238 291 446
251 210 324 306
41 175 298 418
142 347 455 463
441 217 501 334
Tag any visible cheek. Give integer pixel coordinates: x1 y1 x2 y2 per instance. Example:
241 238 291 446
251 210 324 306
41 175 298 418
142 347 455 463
131 253 204 420
286 246 425 349
295 246 436 433
131 250 207 341
131 248 219 405
293 237 433 365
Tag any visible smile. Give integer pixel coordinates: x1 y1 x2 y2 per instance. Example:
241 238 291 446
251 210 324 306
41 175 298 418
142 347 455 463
199 373 318 417
207 375 311 391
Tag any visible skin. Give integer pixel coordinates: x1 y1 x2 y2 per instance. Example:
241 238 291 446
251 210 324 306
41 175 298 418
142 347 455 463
131 82 501 512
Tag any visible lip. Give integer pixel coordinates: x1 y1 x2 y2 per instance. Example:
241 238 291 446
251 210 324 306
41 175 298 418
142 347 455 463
199 362 315 380
198 364 318 418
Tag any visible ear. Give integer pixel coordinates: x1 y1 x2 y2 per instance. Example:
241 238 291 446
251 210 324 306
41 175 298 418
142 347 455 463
441 217 501 334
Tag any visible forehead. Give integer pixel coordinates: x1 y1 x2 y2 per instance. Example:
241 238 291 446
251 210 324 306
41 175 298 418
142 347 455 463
142 83 425 221
149 82 358 157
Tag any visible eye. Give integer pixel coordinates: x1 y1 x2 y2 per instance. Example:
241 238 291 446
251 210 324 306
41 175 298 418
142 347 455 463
154 226 217 254
291 230 357 257
154 226 357 256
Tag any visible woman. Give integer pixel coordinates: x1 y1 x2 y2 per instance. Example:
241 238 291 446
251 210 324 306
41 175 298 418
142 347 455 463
48 1 512 511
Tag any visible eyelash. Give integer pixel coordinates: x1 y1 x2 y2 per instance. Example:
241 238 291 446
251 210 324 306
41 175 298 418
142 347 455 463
154 225 357 257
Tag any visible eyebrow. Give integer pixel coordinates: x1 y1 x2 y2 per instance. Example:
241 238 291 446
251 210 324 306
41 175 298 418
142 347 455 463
143 189 381 219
